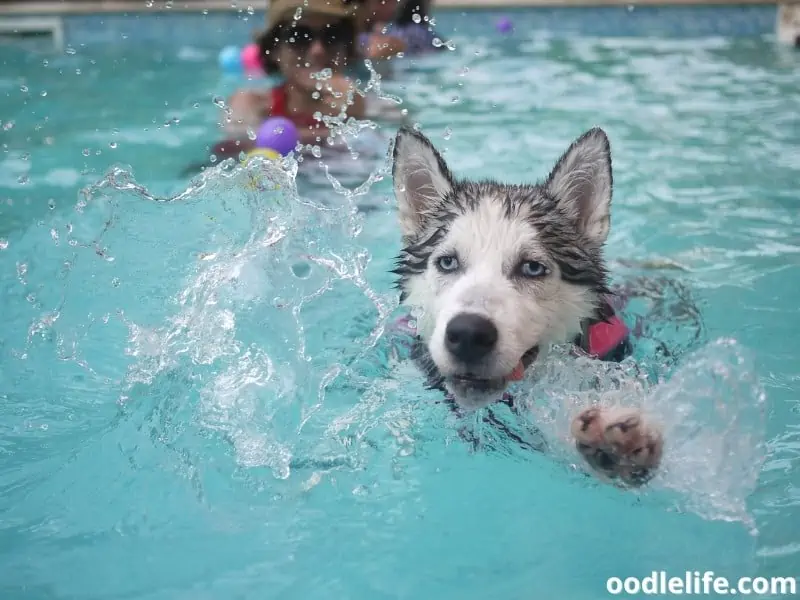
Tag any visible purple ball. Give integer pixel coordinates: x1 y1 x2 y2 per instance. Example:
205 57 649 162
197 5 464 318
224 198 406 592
496 16 513 34
255 117 299 156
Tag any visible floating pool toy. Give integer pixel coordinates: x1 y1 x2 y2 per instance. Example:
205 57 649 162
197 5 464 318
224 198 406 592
496 16 513 33
241 43 263 75
218 45 242 73
241 148 282 192
255 117 299 156
242 148 281 164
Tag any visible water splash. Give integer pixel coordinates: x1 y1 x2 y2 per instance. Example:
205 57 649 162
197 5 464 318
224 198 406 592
516 338 767 531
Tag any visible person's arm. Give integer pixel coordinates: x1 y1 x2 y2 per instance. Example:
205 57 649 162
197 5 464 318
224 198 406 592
327 74 366 120
223 89 273 138
365 32 407 60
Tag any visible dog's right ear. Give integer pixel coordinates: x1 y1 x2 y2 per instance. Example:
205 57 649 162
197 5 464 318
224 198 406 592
392 126 454 237
545 127 613 247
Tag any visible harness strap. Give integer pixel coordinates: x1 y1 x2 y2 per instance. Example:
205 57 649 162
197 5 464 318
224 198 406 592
575 296 631 361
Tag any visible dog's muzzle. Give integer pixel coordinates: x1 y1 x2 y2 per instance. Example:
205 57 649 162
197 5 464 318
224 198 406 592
443 312 540 397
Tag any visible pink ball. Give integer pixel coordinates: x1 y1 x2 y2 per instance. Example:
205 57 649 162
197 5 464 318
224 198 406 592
241 44 263 74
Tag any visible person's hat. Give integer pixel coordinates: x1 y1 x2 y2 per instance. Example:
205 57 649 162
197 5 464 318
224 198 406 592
266 0 353 29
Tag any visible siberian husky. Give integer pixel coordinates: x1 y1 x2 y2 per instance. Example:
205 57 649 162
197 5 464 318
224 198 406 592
390 125 663 487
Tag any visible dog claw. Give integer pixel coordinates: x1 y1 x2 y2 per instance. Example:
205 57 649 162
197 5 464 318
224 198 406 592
571 406 663 488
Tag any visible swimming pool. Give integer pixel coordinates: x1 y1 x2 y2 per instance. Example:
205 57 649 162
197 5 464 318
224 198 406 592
1 6 799 599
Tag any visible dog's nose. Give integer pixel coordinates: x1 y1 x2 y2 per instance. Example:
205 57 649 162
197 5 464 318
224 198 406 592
445 313 498 363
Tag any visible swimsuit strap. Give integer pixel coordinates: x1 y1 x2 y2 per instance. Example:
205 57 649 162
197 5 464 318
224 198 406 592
269 84 319 127
270 84 288 117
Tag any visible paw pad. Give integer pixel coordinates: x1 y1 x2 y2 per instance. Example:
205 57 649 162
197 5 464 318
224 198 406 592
571 406 664 488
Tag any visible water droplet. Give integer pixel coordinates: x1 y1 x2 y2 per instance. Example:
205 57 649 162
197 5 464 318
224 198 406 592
412 13 421 23
212 95 226 108
17 175 29 185
443 127 452 140
65 45 77 55
42 59 49 67
432 38 443 48
451 95 460 104
445 40 457 51
75 68 82 76
109 141 117 149
20 84 28 93
165 0 173 8
82 148 90 156
193 102 200 109
48 199 56 210
145 0 153 5
20 152 30 161
40 90 47 97
311 145 322 158
26 293 36 303
50 228 59 244
627 4 635 10
246 4 254 14
111 278 121 287
2 121 14 131
246 127 256 141
0 239 7 250
41 424 48 431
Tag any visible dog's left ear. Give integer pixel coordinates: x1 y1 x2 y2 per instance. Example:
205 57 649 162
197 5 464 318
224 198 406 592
545 127 613 246
392 126 455 238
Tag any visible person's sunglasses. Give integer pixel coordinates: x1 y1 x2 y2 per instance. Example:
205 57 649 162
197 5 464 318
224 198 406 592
280 22 350 49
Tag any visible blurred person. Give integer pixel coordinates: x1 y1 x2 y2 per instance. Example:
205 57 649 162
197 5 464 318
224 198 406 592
388 0 445 56
215 0 365 158
356 0 444 61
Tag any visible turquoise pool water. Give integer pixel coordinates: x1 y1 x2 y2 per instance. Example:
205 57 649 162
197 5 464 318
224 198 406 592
1 16 799 600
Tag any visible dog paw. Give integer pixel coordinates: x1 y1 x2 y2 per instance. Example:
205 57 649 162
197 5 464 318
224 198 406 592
570 406 663 488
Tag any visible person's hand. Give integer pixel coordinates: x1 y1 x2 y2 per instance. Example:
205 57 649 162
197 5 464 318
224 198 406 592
365 33 406 60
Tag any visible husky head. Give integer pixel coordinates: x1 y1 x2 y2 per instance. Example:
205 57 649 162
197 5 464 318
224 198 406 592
391 126 613 410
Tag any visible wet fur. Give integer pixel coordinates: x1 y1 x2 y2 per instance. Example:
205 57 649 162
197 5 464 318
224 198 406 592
390 126 663 487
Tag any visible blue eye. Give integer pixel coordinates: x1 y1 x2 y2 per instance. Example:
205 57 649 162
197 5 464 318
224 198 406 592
519 260 548 278
436 255 460 273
